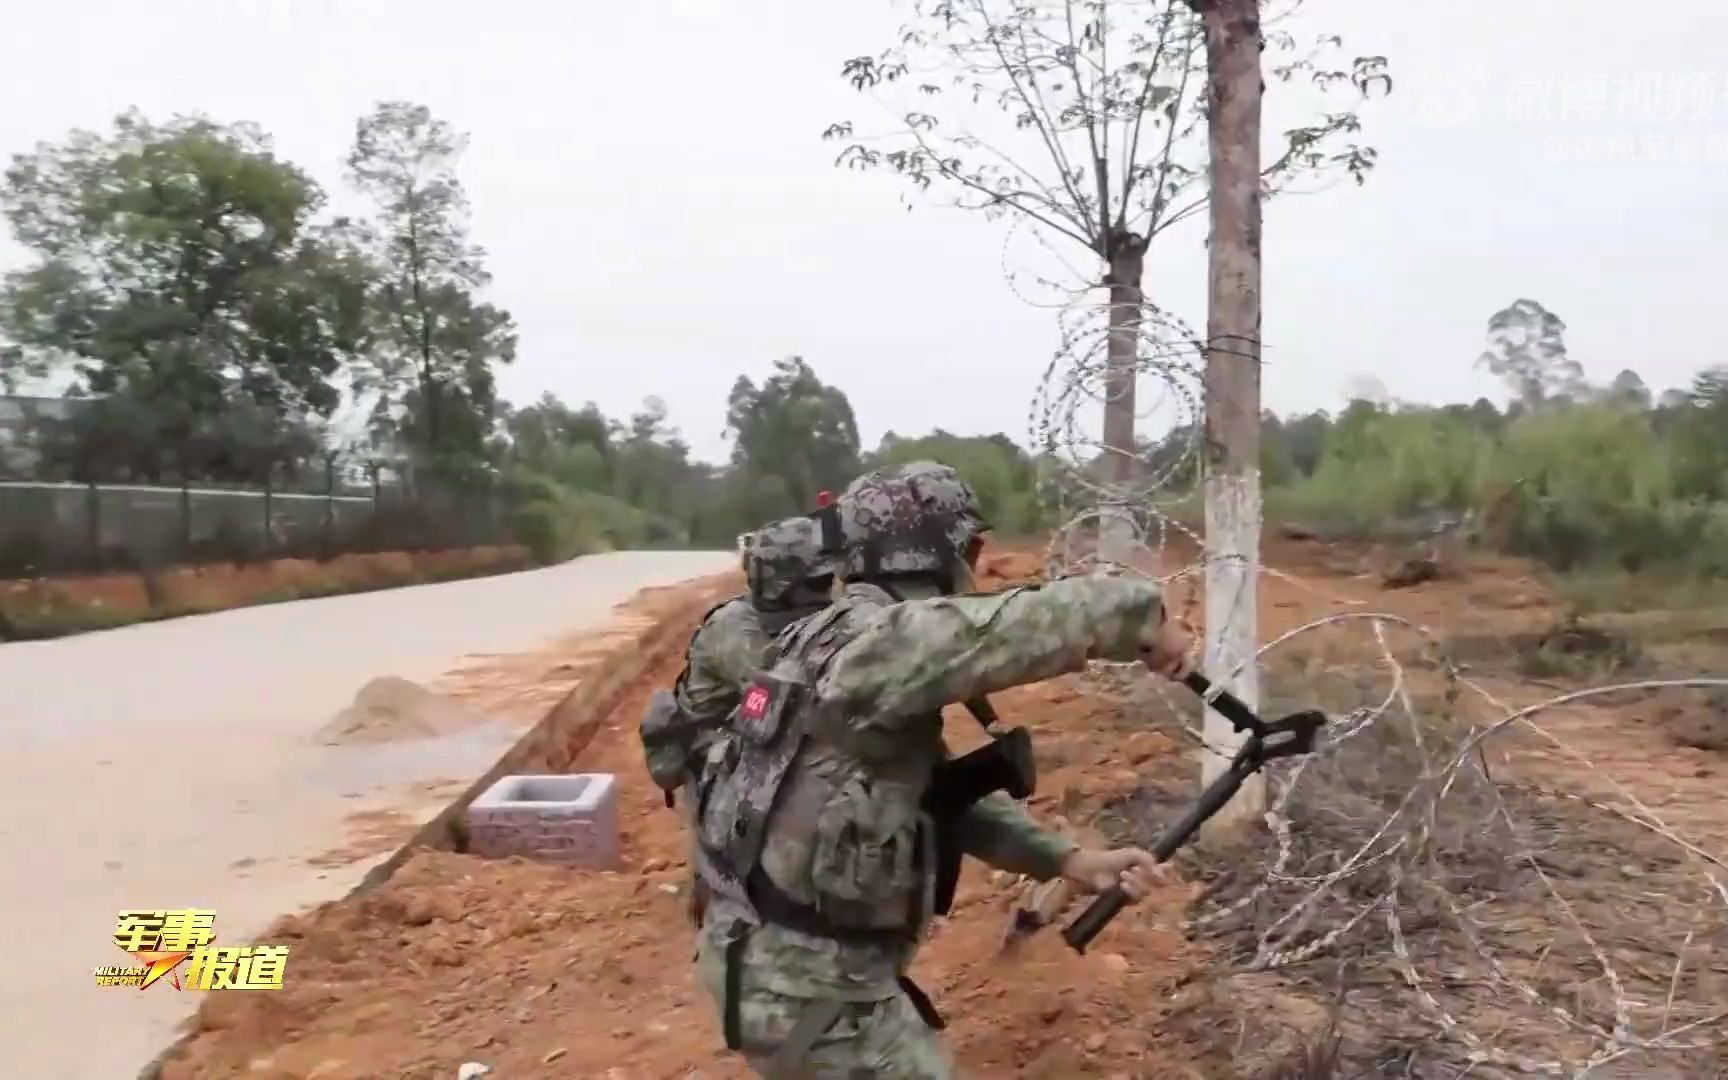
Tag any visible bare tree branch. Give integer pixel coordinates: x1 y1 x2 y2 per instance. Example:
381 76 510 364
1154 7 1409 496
1057 0 1113 247
831 0 1390 285
908 125 1096 245
1115 8 1175 233
989 6 1096 244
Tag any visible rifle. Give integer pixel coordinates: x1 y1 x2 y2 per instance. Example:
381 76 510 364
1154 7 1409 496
921 696 1037 915
1061 671 1325 954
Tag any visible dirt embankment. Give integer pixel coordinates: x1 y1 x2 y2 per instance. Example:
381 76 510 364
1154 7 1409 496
151 536 1728 1078
0 545 534 639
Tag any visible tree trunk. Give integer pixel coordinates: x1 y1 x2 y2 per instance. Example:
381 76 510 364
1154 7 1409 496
1196 0 1266 826
421 372 441 459
1099 234 1148 565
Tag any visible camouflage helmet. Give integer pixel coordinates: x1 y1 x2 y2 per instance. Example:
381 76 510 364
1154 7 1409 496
745 514 835 610
832 460 989 585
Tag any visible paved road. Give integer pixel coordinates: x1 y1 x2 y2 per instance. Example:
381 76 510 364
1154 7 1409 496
0 550 734 1080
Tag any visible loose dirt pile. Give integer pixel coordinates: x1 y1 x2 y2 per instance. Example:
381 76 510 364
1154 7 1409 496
154 537 1728 1078
316 677 488 745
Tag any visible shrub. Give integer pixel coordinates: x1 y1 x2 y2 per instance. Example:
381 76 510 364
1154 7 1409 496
1284 407 1486 533
509 499 578 564
1490 405 1686 572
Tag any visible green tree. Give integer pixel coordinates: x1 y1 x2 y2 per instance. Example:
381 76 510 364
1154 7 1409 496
0 110 372 481
1690 364 1728 407
1259 412 1298 488
501 393 613 491
612 396 698 524
726 357 861 509
1137 421 1201 491
868 429 1048 534
1281 410 1333 478
0 343 46 392
1476 298 1584 409
1490 403 1675 570
826 0 1388 477
346 101 517 470
1667 364 1728 500
1606 368 1652 410
1319 397 1386 466
1295 404 1484 524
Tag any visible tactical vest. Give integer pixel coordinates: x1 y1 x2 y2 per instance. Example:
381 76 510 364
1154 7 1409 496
642 591 839 810
695 586 944 942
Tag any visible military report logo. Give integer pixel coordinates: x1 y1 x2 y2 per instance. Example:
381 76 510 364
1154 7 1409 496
95 909 291 991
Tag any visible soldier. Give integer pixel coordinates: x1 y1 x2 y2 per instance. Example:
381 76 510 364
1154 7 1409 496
640 515 839 919
691 461 1193 1078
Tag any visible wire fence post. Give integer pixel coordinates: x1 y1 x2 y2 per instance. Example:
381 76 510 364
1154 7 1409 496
85 479 100 564
179 478 192 561
262 467 274 559
323 456 336 555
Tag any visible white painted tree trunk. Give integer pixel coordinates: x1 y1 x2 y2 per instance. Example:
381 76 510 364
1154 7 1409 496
1201 472 1262 799
1196 0 1266 825
1098 243 1147 568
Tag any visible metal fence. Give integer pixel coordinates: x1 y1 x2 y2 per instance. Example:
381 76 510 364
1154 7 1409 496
0 479 508 575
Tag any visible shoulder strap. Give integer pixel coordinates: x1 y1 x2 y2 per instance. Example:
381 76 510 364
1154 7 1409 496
697 594 745 628
682 595 746 664
777 600 851 662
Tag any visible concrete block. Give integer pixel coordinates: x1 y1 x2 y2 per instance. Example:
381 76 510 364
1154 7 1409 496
466 773 619 868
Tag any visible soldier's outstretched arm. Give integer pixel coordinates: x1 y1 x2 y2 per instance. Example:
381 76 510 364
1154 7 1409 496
954 790 1076 880
816 575 1165 723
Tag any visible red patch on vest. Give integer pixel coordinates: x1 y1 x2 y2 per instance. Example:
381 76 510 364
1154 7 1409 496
741 685 770 721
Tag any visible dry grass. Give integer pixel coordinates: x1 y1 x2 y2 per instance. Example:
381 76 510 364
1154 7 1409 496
1091 654 1728 1078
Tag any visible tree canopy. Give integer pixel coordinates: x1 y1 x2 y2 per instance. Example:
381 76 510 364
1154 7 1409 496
0 111 372 482
725 356 863 513
3 104 1726 586
346 101 518 476
1476 298 1584 409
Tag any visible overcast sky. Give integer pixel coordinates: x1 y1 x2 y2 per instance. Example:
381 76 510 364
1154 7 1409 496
3 0 1724 463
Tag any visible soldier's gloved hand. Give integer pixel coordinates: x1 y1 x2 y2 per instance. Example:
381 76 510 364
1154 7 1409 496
1141 617 1195 681
1060 847 1167 900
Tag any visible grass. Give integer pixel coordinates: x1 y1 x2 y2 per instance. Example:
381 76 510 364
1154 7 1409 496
1552 566 1728 617
1093 649 1728 1075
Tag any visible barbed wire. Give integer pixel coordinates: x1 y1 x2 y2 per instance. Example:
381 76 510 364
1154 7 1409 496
1022 277 1728 1075
1077 567 1728 1074
1027 300 1206 525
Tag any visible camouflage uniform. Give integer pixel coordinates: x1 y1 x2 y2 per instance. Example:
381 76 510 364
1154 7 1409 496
673 597 768 732
693 463 1168 1079
643 516 839 798
641 516 840 925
